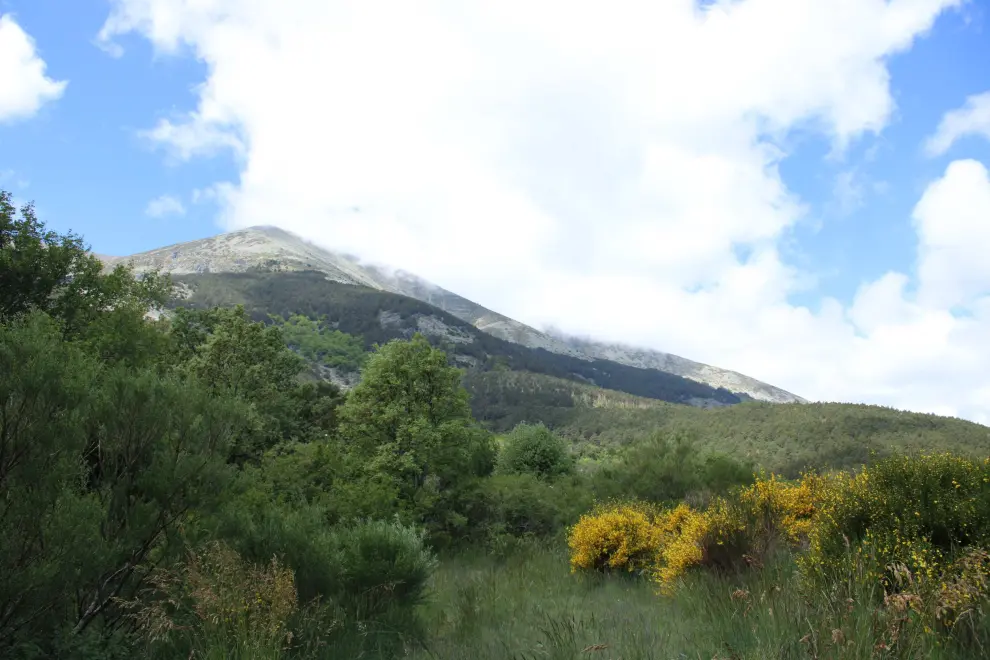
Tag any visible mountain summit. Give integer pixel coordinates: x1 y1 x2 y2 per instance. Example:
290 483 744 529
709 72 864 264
99 225 805 404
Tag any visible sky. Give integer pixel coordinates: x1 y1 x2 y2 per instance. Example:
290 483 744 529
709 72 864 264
3 1 990 422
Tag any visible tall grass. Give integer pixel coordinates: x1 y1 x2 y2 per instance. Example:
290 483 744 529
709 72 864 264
411 541 987 660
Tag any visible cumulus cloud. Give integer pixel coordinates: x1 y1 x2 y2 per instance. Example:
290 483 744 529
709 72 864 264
145 194 186 218
98 0 990 422
0 14 66 123
925 91 990 156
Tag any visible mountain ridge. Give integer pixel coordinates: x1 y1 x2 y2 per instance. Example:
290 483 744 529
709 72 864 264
97 225 805 404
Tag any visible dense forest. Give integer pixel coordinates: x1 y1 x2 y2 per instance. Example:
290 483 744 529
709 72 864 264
4 190 990 658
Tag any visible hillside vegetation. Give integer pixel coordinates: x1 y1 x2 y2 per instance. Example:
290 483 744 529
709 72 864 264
173 271 990 477
464 370 990 475
171 270 743 406
6 190 990 659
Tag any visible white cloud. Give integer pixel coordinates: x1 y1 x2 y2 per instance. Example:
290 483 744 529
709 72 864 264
925 91 990 156
98 0 990 423
832 169 867 216
0 14 66 123
145 194 186 218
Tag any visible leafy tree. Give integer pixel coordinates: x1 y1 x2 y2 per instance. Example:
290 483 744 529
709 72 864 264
0 190 170 340
497 422 574 480
166 305 345 461
0 314 102 649
170 306 302 398
336 334 496 543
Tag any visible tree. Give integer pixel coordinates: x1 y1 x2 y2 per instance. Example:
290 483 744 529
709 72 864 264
497 422 574 480
0 190 171 340
335 334 496 542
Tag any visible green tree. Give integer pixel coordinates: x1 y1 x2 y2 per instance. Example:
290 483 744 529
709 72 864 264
0 190 170 340
336 334 496 543
170 306 302 398
497 422 574 480
167 306 341 461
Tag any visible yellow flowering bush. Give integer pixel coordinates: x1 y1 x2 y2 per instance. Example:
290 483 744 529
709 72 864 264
801 453 990 592
653 498 748 591
935 547 990 634
736 472 820 546
568 501 664 573
571 449 990 644
570 474 827 591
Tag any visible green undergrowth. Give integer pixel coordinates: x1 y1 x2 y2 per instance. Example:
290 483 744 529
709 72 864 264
412 542 989 660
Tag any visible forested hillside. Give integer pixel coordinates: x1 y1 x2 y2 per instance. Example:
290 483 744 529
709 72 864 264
170 270 743 406
173 271 990 477
463 370 990 475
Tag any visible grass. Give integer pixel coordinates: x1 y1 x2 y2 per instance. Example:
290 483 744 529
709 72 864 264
409 541 988 660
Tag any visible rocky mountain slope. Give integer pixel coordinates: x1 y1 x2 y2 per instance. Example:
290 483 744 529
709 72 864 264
98 225 804 404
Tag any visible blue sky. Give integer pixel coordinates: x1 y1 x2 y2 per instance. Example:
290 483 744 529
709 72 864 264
0 0 232 252
3 0 990 420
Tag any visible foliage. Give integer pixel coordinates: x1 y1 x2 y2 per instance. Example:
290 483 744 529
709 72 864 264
272 313 367 372
570 474 821 591
167 305 344 461
0 313 248 654
173 270 742 406
0 190 171 340
335 334 497 545
131 541 298 658
497 422 574 480
465 370 990 476
327 519 438 619
590 431 753 505
170 305 303 398
478 473 590 543
568 501 665 574
802 453 990 593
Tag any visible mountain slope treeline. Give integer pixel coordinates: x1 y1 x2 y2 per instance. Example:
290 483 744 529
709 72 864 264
463 370 990 476
170 270 744 407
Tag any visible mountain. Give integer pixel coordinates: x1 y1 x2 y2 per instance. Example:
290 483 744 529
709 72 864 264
157 269 744 407
97 225 804 404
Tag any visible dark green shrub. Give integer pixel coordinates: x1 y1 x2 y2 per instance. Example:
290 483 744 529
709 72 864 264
328 519 437 618
479 474 568 539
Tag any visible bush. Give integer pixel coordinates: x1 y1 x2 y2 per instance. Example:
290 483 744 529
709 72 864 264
801 453 990 592
478 474 572 540
328 519 437 619
497 423 574 480
130 541 298 658
569 474 820 592
652 500 750 591
568 502 665 574
589 432 752 505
